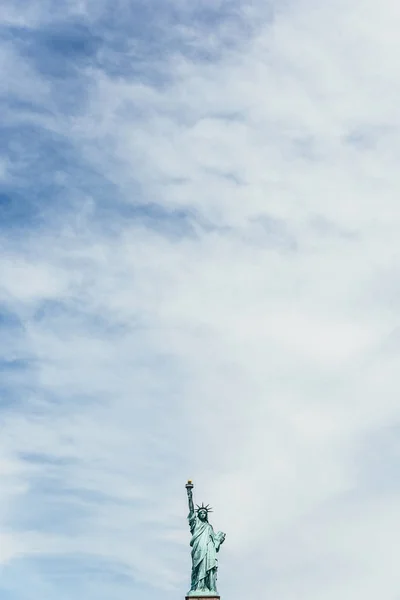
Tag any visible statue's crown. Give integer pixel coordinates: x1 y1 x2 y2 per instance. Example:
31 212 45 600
196 502 213 513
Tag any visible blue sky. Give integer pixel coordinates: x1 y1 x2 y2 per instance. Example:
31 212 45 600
1 0 400 599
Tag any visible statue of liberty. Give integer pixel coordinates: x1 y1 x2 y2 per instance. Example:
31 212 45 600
185 480 226 597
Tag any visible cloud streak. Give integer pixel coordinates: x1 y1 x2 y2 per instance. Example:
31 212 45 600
1 0 400 599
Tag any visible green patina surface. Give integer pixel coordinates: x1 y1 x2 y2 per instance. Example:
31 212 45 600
185 481 226 597
186 592 220 597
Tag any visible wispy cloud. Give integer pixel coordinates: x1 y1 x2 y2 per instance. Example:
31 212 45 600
1 0 400 599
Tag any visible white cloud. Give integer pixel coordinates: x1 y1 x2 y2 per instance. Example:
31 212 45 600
1 0 400 599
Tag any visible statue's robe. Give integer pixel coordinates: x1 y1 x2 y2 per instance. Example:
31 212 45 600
188 512 218 591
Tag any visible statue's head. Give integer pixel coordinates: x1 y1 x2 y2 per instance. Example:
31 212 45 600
198 508 208 521
196 503 212 522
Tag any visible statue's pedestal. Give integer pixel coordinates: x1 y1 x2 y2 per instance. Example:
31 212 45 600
186 594 219 600
185 597 219 600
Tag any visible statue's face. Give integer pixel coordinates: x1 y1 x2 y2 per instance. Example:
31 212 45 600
198 509 207 521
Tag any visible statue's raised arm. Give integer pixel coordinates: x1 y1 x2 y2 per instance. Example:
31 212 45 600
184 480 226 598
185 480 195 517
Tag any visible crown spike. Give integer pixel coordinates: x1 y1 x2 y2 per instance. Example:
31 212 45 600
195 502 213 513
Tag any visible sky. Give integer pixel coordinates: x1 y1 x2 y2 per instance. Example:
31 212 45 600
1 0 400 598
